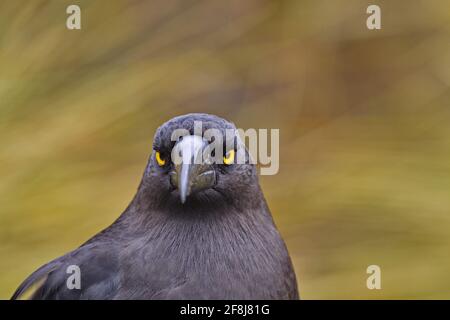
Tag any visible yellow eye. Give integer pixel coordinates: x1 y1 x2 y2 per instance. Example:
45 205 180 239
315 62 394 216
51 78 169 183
223 149 235 165
155 151 166 166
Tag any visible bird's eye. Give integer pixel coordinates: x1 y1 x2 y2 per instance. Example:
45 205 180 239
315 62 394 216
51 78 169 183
223 149 235 165
155 151 166 166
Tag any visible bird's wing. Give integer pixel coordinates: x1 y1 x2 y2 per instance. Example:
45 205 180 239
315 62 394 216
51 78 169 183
10 259 63 300
11 243 120 300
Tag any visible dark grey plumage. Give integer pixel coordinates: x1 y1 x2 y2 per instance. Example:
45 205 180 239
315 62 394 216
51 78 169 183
12 113 299 300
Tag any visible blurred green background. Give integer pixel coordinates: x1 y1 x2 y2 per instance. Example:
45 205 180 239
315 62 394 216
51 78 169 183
1 0 450 299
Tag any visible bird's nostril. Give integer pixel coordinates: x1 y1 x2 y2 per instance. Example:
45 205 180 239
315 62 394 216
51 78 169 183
169 171 178 188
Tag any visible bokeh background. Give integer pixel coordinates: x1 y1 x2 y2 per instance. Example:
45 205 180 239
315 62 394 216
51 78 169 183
1 0 450 299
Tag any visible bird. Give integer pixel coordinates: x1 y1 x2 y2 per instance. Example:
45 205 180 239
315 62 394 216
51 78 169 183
12 113 299 300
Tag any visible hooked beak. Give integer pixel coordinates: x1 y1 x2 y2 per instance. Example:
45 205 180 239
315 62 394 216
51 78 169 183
169 135 216 203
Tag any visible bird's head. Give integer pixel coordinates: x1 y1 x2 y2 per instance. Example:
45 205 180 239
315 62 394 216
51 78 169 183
140 113 260 209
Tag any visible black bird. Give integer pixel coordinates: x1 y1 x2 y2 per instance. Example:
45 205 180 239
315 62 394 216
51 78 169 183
12 113 299 300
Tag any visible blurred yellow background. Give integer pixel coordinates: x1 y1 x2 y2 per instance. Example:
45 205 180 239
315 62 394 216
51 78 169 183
1 0 450 299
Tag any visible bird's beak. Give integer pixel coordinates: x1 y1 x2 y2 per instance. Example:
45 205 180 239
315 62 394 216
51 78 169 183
170 135 216 204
